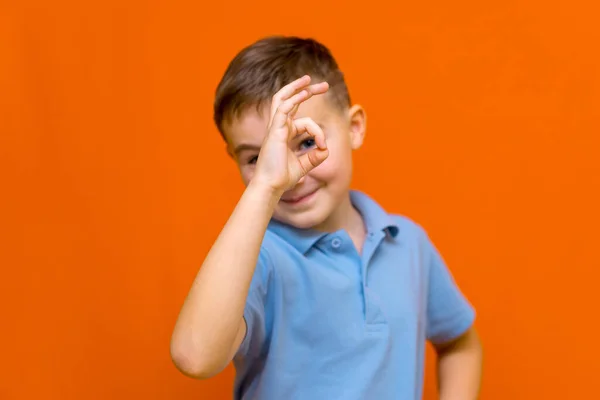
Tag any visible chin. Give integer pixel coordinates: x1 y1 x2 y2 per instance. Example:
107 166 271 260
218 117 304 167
273 208 328 230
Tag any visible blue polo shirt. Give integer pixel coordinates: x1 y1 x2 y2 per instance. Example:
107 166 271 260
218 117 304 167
233 190 475 400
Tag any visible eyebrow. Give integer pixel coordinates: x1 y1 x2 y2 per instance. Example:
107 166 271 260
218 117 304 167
233 143 260 155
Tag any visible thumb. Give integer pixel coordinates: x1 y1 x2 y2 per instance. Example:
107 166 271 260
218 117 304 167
297 147 329 175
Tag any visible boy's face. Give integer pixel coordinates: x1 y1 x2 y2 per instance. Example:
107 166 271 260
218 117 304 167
223 94 366 230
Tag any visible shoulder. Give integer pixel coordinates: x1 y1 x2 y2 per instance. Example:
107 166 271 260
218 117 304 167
260 229 292 260
389 214 424 234
352 189 434 247
387 213 431 245
254 229 298 279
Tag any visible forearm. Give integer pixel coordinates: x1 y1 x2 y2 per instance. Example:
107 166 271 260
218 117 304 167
170 182 281 376
436 328 483 400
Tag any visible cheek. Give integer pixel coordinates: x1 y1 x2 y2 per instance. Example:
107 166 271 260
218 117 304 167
309 149 352 183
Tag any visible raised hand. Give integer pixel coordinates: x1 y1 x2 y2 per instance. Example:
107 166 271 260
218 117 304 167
252 75 330 194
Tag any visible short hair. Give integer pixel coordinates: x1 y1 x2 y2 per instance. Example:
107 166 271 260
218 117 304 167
213 36 351 139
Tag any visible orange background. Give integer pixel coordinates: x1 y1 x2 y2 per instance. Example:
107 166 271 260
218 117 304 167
1 0 599 399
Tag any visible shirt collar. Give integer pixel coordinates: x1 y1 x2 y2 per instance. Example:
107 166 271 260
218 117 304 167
267 190 399 254
350 190 400 238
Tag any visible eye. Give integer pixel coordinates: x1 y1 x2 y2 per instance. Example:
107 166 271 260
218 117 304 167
247 155 258 165
299 138 316 150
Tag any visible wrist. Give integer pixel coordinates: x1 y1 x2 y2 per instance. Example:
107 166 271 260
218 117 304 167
246 180 284 207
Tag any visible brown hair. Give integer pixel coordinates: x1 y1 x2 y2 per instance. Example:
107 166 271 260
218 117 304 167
213 36 351 139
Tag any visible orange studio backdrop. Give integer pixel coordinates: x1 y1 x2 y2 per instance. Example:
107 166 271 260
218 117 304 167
1 0 598 399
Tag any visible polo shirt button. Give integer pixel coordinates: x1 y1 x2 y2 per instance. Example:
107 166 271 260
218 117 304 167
331 237 342 249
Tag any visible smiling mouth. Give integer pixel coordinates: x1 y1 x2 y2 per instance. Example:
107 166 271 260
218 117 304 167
280 189 319 205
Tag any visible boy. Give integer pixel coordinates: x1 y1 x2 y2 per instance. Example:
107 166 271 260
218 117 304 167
171 36 483 399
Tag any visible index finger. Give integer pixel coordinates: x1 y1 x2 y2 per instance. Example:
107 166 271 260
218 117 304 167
269 75 312 124
269 83 331 132
288 81 329 120
269 81 330 132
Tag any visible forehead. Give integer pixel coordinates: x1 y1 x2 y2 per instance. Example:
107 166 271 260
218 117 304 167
223 94 341 149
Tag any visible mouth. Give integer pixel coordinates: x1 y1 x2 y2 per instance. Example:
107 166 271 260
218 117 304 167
280 188 319 206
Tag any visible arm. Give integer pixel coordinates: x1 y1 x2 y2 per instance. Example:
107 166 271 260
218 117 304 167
170 182 280 379
434 326 483 400
421 227 482 399
169 75 329 379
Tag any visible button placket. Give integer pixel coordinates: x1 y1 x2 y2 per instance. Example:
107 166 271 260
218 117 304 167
362 230 387 325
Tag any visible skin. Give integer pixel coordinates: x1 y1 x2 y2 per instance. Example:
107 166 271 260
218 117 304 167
225 80 368 250
170 75 483 399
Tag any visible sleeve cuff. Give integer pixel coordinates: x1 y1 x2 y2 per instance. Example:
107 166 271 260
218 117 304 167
236 307 254 358
428 306 476 345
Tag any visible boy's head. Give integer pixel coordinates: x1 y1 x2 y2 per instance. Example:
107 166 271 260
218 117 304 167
214 36 366 231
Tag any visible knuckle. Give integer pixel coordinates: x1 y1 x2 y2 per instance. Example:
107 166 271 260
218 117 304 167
301 118 318 130
280 100 294 113
276 104 288 115
299 117 314 124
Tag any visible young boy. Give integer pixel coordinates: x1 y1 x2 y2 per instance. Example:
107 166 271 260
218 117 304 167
170 36 483 399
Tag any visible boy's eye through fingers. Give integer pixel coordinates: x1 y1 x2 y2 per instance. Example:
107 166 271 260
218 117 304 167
299 138 316 151
290 131 316 150
292 117 326 150
291 117 328 172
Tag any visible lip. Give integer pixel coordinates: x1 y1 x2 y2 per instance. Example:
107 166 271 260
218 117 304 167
281 188 319 205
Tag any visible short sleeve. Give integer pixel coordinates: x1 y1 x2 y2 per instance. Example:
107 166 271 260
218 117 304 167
235 246 272 359
424 233 475 345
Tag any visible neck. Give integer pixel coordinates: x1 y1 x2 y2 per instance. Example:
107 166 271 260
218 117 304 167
313 193 366 236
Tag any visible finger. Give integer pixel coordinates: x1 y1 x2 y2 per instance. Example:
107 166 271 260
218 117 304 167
286 112 298 138
297 146 329 174
288 103 300 120
292 117 327 149
306 81 329 96
269 75 311 124
288 82 330 120
270 90 309 131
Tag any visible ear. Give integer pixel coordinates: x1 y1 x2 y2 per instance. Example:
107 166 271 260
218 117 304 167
347 104 366 150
